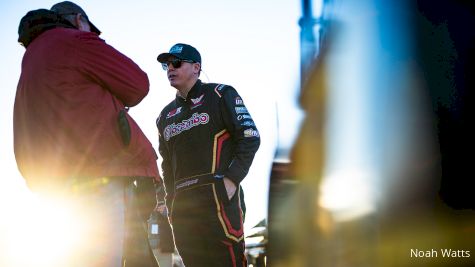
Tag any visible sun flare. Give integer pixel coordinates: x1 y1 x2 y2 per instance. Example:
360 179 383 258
2 192 92 267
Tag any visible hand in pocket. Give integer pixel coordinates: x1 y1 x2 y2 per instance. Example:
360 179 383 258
223 177 237 200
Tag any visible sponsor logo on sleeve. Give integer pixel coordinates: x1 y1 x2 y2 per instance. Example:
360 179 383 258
241 121 255 127
237 114 253 121
164 112 210 141
244 128 260 138
235 106 249 114
235 97 243 105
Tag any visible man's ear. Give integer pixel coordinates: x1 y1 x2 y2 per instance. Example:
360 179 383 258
194 63 201 75
75 14 90 32
74 13 82 28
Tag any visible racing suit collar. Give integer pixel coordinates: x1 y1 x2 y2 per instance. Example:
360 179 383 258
176 79 203 104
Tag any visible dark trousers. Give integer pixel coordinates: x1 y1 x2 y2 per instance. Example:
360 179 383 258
171 176 246 267
124 177 161 267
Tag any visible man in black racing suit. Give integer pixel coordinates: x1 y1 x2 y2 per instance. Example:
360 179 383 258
156 43 260 267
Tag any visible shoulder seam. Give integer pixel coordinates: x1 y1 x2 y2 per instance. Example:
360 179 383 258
213 84 228 98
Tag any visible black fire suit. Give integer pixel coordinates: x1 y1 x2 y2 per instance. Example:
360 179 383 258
156 79 260 267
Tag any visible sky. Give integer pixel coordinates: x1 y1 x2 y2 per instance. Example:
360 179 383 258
0 0 306 238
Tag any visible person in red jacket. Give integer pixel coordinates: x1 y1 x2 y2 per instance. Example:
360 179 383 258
14 2 160 267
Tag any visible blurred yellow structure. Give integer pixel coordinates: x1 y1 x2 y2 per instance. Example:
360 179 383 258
267 1 475 266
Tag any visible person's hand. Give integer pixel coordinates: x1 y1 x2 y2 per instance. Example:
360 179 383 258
223 177 237 200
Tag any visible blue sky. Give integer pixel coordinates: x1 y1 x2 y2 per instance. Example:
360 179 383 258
0 0 306 233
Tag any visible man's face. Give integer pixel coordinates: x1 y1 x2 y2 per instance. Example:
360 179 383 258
162 56 198 89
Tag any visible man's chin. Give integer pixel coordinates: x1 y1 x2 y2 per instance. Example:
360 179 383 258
169 80 178 88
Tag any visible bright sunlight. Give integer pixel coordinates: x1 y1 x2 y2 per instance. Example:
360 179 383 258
1 189 92 267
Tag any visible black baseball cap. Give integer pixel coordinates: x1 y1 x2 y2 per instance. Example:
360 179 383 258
157 43 201 64
18 9 73 47
50 1 101 35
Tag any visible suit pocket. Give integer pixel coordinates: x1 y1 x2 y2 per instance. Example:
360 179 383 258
214 177 231 206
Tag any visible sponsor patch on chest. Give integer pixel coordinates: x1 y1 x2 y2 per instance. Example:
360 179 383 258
164 112 210 141
190 94 205 109
166 107 182 118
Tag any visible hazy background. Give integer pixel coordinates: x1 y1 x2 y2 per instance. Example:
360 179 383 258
0 0 310 233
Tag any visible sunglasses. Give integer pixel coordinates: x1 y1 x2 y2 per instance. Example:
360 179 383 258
161 59 195 70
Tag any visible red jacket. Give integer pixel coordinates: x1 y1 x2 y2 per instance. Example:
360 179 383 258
14 27 160 190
